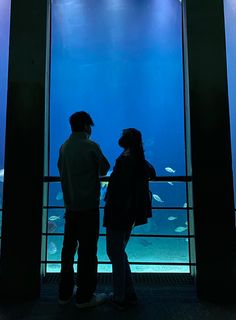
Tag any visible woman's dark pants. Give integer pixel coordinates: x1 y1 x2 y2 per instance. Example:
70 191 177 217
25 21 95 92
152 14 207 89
106 227 135 302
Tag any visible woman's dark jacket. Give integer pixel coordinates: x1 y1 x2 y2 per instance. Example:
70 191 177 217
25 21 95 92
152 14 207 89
103 151 156 229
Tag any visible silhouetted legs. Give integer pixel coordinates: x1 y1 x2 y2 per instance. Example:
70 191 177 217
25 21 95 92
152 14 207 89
106 228 135 302
59 210 99 302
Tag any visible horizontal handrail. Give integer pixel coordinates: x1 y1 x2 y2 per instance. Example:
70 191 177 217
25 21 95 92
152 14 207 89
42 232 194 237
43 206 193 210
44 175 192 182
41 260 196 266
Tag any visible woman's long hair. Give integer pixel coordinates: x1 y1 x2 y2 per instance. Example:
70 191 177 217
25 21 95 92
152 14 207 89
119 128 145 173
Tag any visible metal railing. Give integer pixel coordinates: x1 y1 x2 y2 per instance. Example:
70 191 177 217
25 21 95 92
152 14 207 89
41 176 196 273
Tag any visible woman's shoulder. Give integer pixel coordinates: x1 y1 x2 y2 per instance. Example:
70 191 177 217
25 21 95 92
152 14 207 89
117 150 133 162
114 152 135 173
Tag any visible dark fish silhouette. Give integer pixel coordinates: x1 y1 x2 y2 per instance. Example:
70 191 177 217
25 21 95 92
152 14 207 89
138 238 152 247
48 221 57 233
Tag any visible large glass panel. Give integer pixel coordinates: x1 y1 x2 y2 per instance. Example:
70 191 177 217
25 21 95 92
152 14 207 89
46 263 189 273
224 0 236 207
46 207 191 236
50 0 185 176
48 181 187 209
98 236 189 264
0 0 11 238
47 208 65 233
45 234 189 272
48 0 187 272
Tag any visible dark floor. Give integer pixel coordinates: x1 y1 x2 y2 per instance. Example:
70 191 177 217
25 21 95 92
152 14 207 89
1 274 236 320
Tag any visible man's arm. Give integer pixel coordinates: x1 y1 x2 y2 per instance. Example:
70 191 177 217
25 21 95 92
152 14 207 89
96 145 110 176
57 147 62 176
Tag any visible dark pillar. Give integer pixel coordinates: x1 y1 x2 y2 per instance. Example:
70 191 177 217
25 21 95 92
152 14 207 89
185 0 236 302
0 0 48 300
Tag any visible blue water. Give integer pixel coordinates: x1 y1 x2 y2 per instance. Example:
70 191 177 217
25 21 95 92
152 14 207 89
0 0 11 210
49 0 185 176
224 0 236 208
48 0 189 273
0 0 235 272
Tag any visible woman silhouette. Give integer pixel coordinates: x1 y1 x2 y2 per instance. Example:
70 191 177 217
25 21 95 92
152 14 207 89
103 128 156 309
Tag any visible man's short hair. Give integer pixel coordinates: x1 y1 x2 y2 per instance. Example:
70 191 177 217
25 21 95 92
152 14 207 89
69 111 94 132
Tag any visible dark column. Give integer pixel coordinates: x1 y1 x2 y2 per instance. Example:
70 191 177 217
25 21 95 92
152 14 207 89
0 0 48 300
185 0 236 302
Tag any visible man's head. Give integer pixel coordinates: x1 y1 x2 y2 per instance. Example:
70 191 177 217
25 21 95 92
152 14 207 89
69 111 94 136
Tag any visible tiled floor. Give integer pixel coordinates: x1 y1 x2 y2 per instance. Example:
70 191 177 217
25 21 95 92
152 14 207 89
0 274 236 320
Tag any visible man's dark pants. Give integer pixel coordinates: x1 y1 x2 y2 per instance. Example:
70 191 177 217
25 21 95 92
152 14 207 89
59 209 99 303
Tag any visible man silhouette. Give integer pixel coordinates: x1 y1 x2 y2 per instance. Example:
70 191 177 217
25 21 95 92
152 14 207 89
57 111 110 308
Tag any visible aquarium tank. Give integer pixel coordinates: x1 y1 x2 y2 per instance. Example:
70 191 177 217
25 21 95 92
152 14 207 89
43 0 193 274
0 0 11 248
224 0 236 211
0 0 234 274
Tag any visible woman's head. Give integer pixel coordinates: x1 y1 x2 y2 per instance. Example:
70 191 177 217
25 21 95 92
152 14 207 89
118 128 143 150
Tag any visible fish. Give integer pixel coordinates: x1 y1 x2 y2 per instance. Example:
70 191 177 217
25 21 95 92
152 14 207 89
165 167 176 173
49 215 61 221
56 192 63 201
100 181 108 200
48 241 57 255
0 169 4 182
167 182 174 186
101 181 108 188
48 221 57 233
185 221 188 226
168 216 177 221
153 194 164 203
174 226 188 233
138 238 152 247
183 202 187 208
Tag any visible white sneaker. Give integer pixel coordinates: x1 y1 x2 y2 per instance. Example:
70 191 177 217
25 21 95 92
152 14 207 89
76 293 107 309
